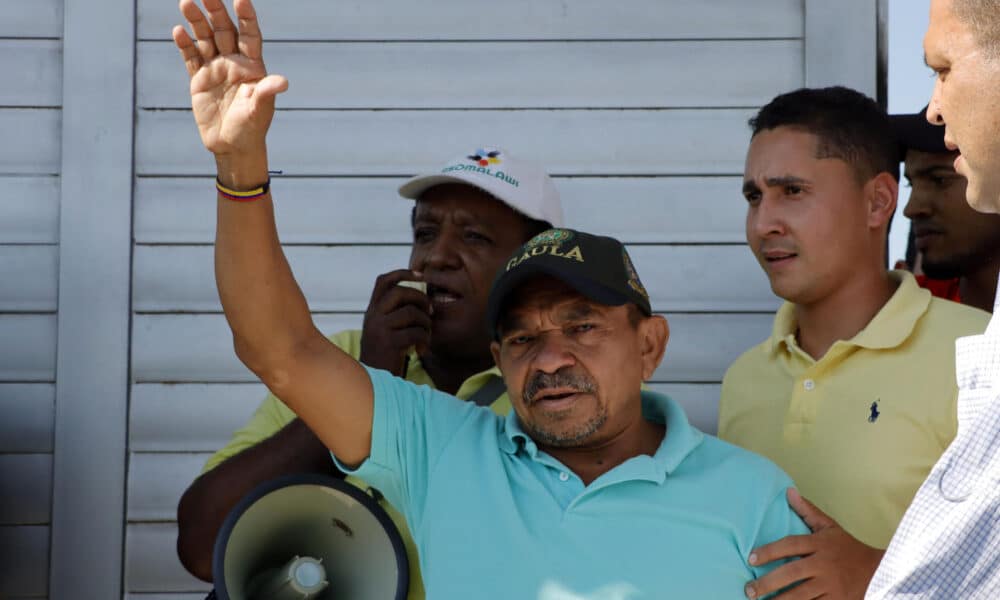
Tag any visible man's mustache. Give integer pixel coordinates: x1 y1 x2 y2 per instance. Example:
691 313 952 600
523 370 597 405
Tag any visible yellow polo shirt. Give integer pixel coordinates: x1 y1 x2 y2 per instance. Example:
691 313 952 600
718 271 989 549
204 329 510 600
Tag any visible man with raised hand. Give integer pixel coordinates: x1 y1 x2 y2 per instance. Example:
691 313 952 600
173 1 809 596
867 1 1000 596
718 87 988 600
170 2 563 597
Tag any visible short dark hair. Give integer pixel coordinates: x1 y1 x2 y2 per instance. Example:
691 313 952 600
749 86 900 184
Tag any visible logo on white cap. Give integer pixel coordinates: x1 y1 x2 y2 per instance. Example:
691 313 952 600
467 148 502 167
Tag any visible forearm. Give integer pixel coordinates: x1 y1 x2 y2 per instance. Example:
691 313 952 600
212 149 375 466
214 149 319 378
176 418 339 581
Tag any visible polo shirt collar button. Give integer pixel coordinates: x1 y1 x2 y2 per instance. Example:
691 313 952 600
803 379 815 391
559 472 570 482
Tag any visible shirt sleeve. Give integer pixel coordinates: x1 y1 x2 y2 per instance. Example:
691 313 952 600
332 365 485 530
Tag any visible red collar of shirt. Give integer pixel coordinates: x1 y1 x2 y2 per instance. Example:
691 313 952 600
916 274 962 303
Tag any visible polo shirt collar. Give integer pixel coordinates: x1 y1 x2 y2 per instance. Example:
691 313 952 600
765 270 930 357
499 391 704 482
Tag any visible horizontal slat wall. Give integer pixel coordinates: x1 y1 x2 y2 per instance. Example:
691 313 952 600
1 5 62 598
128 0 804 595
135 176 748 244
0 109 61 175
1 41 62 107
0 0 62 38
0 176 60 244
138 0 803 41
131 312 770 384
133 245 776 313
138 109 756 176
0 526 50 597
141 41 802 109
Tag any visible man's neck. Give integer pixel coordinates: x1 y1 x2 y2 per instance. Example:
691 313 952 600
542 417 665 487
419 349 495 396
794 270 897 361
960 260 1000 313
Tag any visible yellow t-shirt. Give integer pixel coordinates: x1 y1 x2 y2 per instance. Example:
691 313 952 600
718 271 989 549
203 329 510 600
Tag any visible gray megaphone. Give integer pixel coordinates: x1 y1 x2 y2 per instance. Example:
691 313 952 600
210 473 408 600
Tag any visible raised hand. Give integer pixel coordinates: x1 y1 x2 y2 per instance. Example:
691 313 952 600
359 270 433 376
172 0 287 157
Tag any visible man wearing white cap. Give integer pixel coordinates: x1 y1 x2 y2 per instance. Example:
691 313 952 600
172 21 564 586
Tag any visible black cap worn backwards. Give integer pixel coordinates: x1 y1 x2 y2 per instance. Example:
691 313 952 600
890 105 950 161
486 228 652 337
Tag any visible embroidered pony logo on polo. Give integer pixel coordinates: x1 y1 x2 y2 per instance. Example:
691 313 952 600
868 400 880 423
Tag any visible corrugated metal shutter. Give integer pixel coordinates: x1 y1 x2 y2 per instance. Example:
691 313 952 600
0 0 884 597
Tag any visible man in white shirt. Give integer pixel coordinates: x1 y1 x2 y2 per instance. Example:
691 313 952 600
866 1 1000 597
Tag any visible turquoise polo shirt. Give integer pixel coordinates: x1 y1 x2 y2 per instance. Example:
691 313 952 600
338 367 808 599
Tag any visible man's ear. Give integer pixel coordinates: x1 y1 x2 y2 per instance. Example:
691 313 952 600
490 340 502 370
867 171 898 230
638 315 669 380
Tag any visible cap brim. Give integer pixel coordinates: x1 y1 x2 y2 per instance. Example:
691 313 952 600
889 110 949 156
487 262 631 337
398 173 495 201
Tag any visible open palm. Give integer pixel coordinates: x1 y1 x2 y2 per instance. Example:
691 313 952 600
173 0 287 156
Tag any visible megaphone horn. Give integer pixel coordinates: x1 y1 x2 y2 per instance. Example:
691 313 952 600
210 473 409 600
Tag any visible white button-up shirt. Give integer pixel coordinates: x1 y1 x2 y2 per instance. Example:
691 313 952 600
866 286 1000 599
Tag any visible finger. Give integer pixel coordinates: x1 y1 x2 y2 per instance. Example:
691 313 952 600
384 304 433 333
787 488 835 531
745 559 813 599
252 73 289 100
180 0 218 60
369 269 426 304
377 287 432 319
233 0 264 60
767 578 826 600
202 0 238 56
172 25 203 77
750 533 816 566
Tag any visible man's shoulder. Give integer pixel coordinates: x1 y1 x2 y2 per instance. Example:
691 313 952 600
722 338 775 387
922 297 991 335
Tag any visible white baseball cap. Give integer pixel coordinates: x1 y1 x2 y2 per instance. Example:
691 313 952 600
397 146 564 227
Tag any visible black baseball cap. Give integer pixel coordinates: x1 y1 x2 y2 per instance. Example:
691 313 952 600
890 105 950 160
486 228 652 337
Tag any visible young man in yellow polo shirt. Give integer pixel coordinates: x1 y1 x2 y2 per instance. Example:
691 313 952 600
174 144 563 599
719 87 990 600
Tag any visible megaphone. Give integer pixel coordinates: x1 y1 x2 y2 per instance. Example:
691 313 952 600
210 473 409 600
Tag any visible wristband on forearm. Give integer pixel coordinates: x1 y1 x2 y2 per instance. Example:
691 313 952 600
216 177 270 201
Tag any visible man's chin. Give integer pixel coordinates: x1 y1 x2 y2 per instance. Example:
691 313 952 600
965 179 1000 214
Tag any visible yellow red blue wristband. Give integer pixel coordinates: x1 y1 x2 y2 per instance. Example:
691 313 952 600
216 177 270 201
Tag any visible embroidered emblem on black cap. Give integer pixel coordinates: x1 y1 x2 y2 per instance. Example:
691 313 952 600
622 249 649 300
467 148 502 167
525 228 573 250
